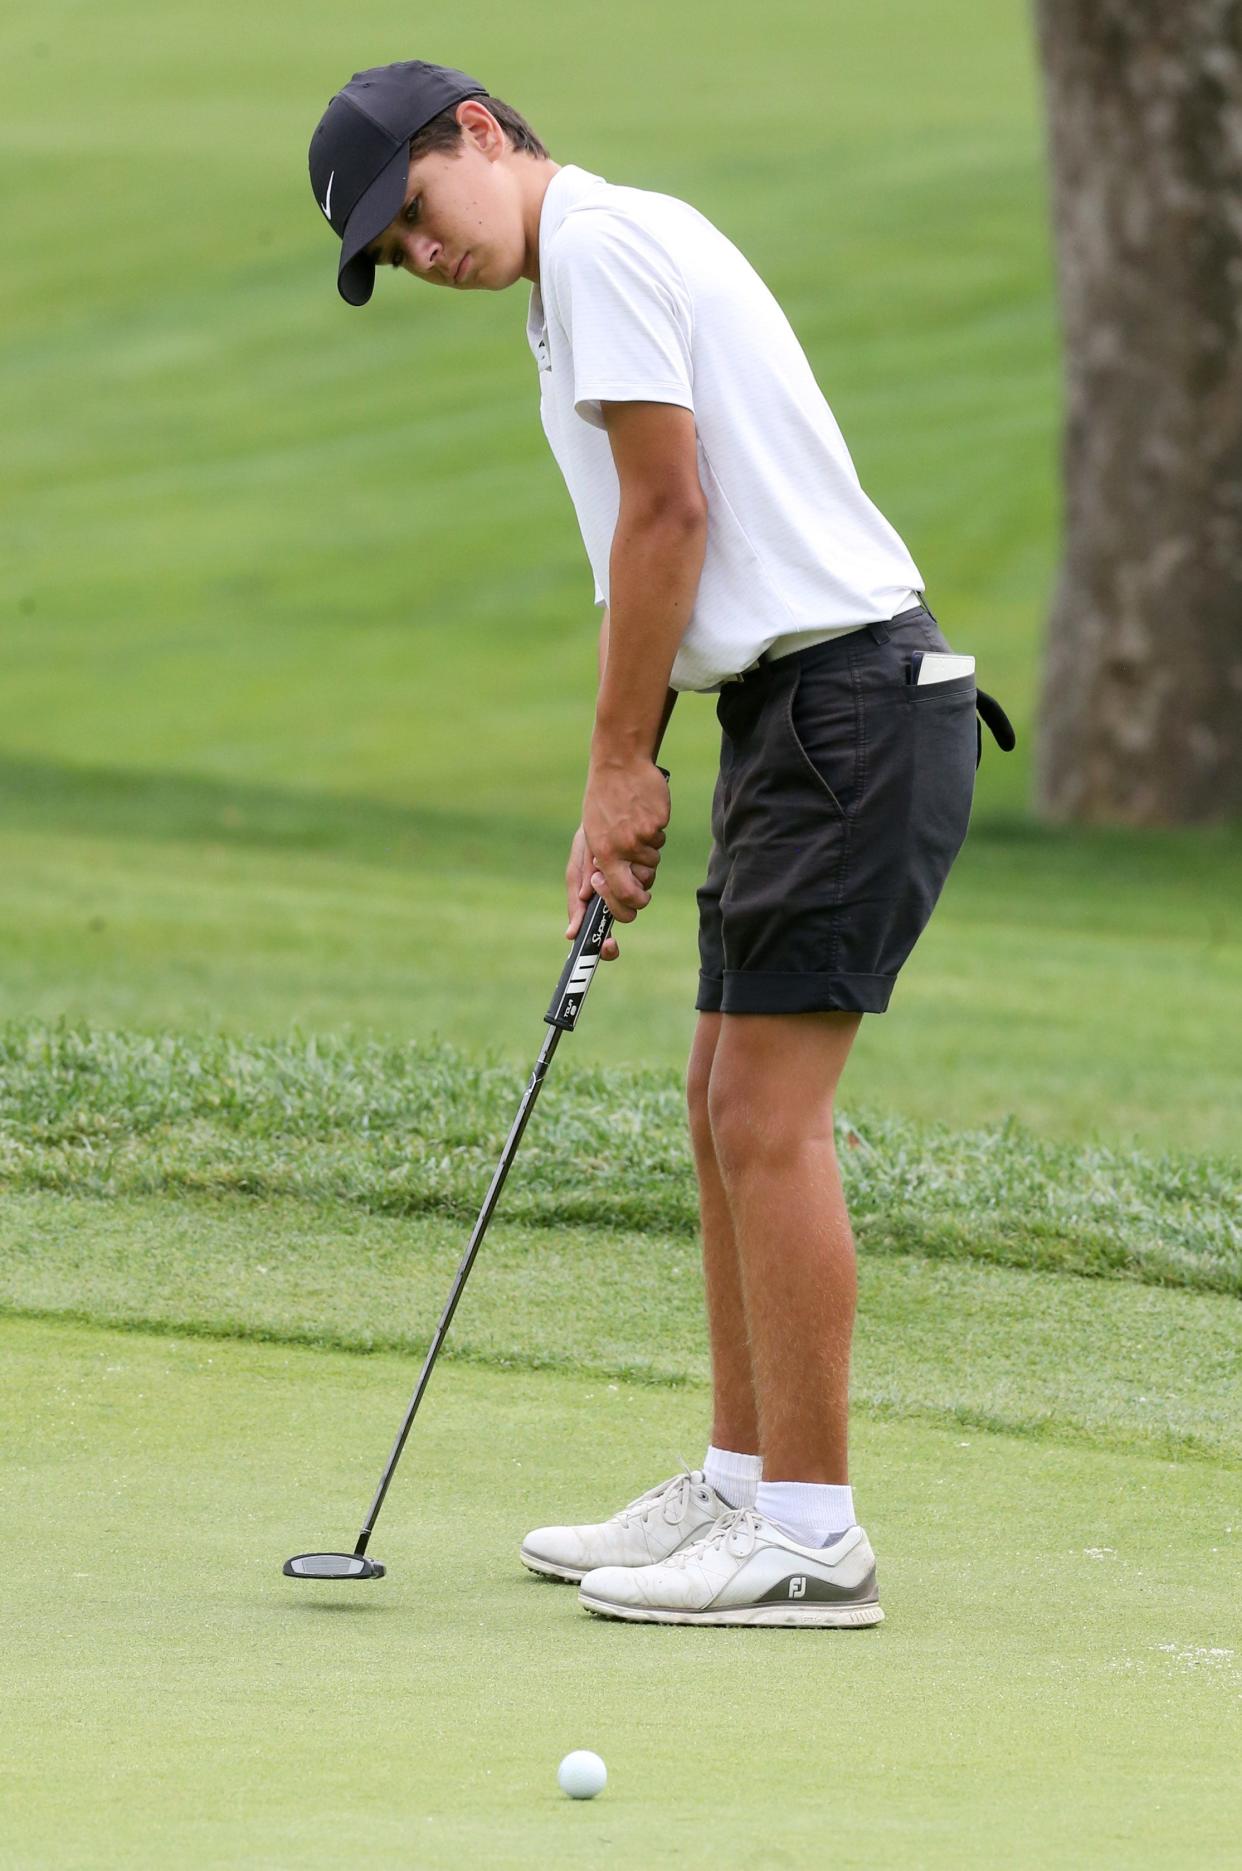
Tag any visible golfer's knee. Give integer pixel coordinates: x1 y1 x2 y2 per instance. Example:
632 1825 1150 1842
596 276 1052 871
686 1014 721 1137
705 1071 756 1167
687 1075 712 1148
707 1071 834 1172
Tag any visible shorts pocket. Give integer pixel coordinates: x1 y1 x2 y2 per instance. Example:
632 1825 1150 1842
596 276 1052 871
783 663 862 820
905 683 977 901
906 670 977 702
833 680 977 990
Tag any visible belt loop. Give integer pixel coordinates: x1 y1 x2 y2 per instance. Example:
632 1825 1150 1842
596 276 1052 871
866 618 891 644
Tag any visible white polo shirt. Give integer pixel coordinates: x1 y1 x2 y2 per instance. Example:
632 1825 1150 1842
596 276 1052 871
525 164 923 694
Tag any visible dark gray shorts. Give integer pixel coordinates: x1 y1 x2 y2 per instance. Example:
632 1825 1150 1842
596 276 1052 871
695 602 978 1016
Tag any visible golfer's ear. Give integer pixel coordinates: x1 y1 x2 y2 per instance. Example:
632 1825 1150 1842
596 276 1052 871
599 401 706 522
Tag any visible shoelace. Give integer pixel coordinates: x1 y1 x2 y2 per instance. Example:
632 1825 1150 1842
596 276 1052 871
612 1465 708 1529
663 1507 762 1569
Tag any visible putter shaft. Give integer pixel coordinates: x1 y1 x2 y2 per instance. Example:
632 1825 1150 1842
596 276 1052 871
348 762 668 1559
354 1022 563 1553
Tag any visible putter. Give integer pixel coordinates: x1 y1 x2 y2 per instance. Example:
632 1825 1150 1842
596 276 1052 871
284 773 669 1582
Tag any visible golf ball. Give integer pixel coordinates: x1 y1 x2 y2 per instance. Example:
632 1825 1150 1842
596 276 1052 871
557 1749 607 1800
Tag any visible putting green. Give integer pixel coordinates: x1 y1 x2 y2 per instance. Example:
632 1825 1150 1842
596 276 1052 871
5 1317 1238 1868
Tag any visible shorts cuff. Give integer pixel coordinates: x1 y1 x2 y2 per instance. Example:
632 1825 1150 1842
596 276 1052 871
695 973 724 1013
712 969 894 1015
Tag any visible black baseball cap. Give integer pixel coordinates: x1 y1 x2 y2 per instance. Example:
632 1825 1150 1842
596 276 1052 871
309 60 490 306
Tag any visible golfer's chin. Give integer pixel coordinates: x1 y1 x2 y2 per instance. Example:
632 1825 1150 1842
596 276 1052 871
486 251 537 291
452 250 531 292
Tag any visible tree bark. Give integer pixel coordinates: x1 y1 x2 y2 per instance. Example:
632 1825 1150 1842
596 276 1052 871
1033 0 1242 824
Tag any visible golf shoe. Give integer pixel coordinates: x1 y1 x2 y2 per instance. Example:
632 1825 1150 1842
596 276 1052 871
520 1467 732 1583
578 1508 884 1626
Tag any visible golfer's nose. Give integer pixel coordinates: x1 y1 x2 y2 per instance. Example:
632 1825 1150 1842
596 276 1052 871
403 231 445 281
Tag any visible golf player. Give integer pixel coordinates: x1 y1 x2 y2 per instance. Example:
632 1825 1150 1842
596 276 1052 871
308 61 1011 1627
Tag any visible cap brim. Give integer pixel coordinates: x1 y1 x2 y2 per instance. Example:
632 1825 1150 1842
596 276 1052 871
337 142 411 306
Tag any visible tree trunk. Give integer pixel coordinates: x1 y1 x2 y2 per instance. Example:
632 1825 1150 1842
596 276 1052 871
1033 0 1242 824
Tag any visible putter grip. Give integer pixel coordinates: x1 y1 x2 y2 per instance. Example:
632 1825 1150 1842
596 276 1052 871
545 765 670 1032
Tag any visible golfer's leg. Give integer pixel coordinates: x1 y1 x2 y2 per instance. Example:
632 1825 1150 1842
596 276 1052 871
686 1011 760 1455
707 1010 861 1483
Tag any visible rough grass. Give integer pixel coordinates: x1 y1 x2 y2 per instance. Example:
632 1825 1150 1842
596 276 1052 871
1 1022 1237 1296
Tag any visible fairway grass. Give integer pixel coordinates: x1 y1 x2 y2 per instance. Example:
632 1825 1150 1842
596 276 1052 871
4 1317 1239 1870
4 1191 1240 1467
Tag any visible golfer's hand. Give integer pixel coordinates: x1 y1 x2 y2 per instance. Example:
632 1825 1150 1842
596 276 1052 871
566 824 630 961
580 757 669 927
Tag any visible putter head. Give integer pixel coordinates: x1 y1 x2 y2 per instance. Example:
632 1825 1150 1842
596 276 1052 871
283 1552 386 1580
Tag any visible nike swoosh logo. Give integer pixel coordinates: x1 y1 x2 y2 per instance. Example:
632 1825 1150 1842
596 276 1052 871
321 171 334 221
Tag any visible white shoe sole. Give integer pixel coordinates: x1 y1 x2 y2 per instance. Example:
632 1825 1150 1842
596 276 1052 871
578 1593 885 1628
520 1545 586 1583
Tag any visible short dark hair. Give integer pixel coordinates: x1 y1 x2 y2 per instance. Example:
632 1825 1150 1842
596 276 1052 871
409 95 551 163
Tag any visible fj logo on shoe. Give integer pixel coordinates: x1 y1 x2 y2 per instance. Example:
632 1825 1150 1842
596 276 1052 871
788 1576 807 1599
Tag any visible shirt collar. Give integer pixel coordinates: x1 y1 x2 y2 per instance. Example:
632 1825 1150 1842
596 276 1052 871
537 163 607 268
527 164 607 350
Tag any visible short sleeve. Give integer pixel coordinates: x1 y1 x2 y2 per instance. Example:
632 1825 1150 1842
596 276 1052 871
550 210 695 431
593 575 606 607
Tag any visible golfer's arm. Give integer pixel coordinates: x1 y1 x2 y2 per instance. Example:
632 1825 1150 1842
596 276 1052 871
597 599 683 766
593 509 703 765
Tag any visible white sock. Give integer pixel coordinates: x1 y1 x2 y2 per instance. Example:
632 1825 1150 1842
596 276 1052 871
703 1444 762 1510
754 1480 856 1547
